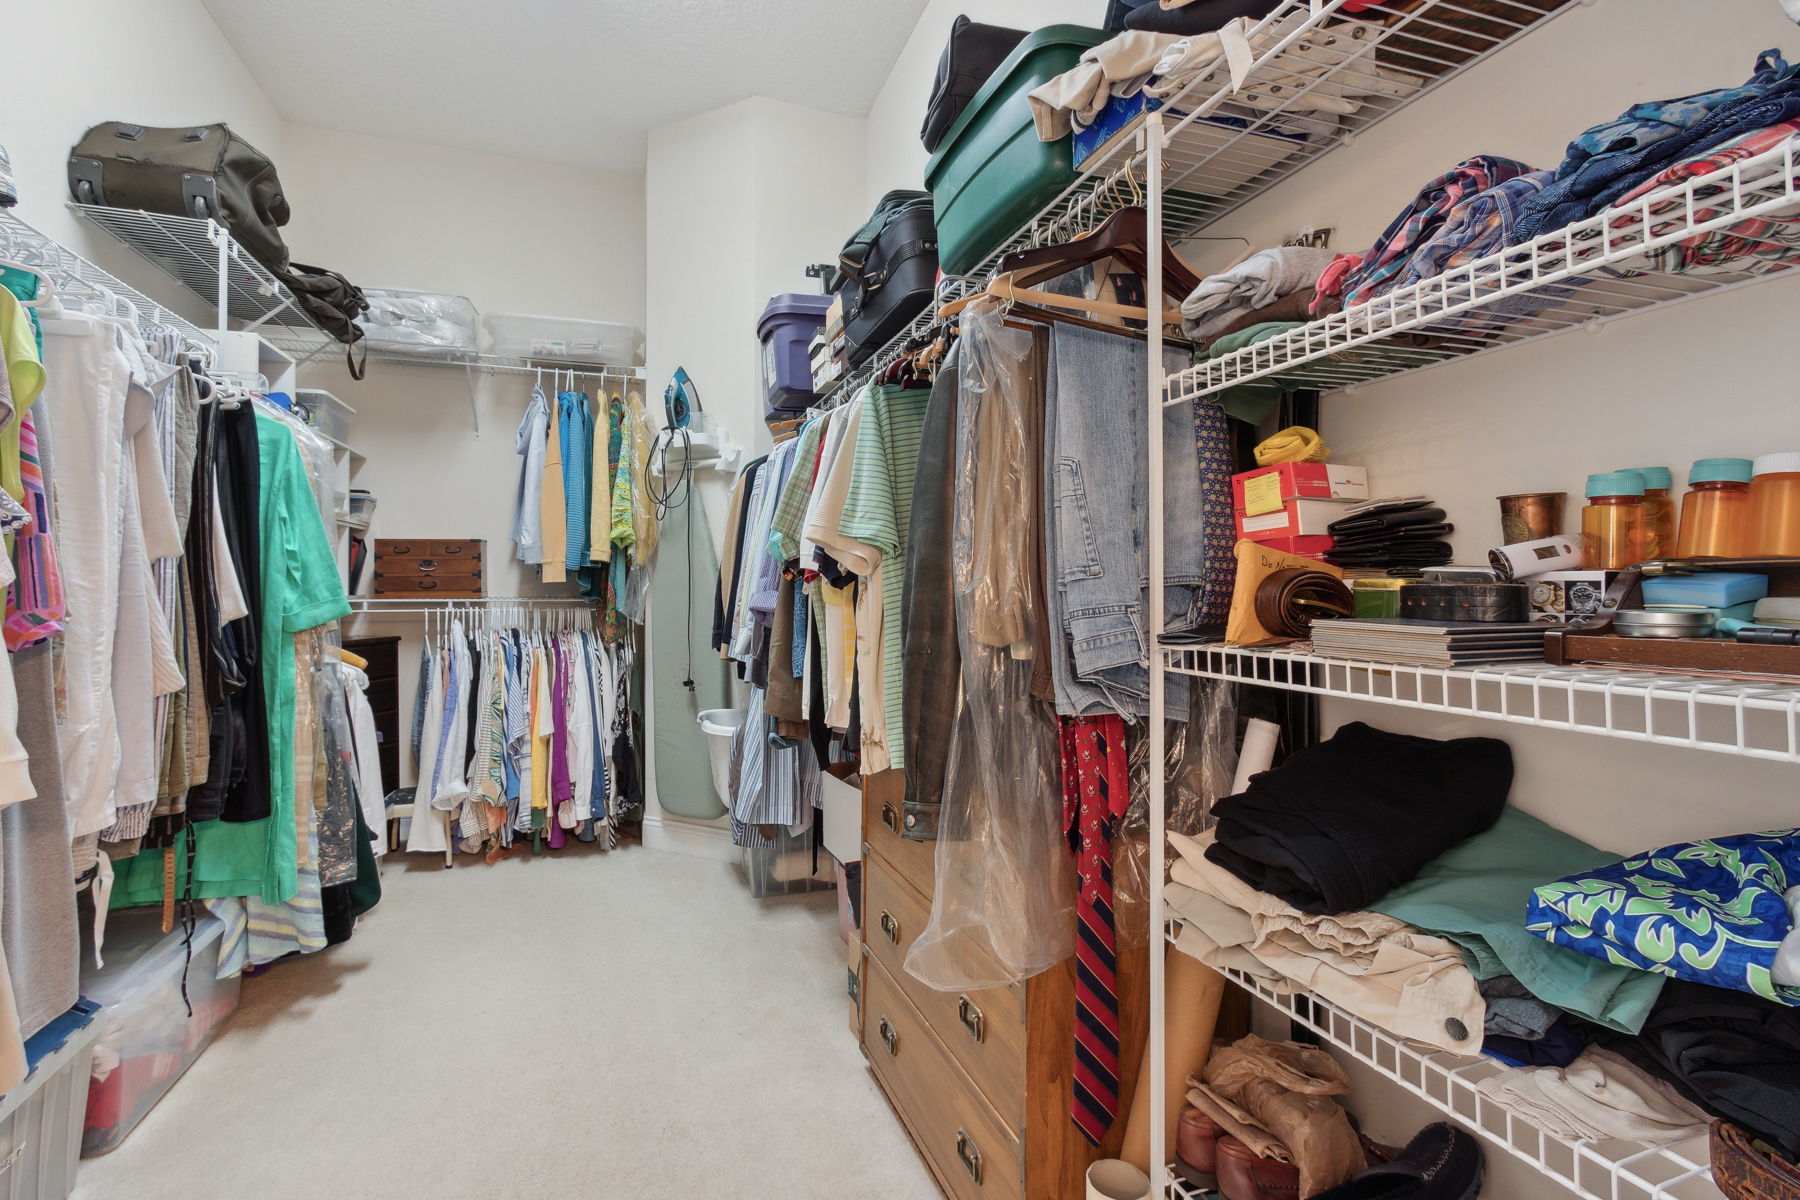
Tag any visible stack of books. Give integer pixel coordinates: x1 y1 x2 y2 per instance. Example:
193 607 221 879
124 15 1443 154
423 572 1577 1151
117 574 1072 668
1308 618 1546 667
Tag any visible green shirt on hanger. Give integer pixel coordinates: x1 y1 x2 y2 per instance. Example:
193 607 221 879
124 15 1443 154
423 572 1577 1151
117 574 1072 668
112 411 350 906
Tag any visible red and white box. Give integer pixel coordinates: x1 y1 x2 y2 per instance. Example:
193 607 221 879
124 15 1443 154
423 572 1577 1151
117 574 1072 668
1237 497 1358 543
1232 462 1369 516
1253 534 1335 559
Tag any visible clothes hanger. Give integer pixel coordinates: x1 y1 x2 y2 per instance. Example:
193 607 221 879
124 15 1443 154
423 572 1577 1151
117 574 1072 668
0 259 54 308
996 205 1204 298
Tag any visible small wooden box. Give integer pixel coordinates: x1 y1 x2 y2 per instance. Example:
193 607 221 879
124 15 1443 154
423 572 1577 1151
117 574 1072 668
373 539 484 597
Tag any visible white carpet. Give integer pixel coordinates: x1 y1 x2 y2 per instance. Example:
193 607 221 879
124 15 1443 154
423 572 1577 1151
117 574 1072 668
74 846 939 1200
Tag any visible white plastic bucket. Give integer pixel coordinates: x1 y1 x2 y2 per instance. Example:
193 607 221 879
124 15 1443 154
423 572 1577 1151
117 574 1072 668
697 709 744 810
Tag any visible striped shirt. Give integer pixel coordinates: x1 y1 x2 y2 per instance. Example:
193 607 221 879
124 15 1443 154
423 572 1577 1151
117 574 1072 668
838 384 931 771
768 415 826 563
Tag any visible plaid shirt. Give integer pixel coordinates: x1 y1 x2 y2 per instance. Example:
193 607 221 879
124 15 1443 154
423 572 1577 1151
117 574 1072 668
1340 155 1537 307
1601 118 1800 276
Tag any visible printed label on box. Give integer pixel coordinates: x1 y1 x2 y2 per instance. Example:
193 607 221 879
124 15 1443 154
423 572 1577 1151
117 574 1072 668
1241 510 1291 533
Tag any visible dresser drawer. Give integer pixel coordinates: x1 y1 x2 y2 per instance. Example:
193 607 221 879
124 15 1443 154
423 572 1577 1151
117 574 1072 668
374 539 484 560
864 960 1024 1200
863 769 934 896
372 573 483 597
864 854 1027 1134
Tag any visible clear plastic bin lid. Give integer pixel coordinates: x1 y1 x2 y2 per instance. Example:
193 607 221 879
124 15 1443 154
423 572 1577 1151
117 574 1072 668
79 910 225 1012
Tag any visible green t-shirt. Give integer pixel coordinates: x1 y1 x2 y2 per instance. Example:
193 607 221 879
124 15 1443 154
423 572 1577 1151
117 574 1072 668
113 412 349 907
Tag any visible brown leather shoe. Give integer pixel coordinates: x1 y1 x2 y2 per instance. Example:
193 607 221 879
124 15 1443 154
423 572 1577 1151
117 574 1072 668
1176 1107 1224 1189
1216 1133 1302 1200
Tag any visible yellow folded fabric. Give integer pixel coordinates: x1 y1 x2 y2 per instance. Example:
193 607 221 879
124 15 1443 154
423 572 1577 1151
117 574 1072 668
1254 425 1328 466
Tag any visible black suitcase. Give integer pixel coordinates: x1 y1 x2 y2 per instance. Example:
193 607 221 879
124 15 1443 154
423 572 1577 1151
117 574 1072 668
839 194 939 368
68 122 291 273
920 15 1027 154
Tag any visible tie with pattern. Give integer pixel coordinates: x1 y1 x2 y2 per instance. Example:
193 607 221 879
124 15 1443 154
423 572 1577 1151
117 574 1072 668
1192 396 1236 626
1062 714 1130 1146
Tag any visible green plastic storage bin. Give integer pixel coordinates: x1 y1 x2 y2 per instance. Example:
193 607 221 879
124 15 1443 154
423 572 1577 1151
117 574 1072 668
925 24 1109 276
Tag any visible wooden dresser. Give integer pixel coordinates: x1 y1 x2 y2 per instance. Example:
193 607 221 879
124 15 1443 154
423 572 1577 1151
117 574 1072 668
856 770 1148 1200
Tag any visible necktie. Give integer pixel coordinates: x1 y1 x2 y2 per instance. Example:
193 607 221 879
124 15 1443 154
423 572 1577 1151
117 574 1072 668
1063 714 1130 1146
1193 396 1235 626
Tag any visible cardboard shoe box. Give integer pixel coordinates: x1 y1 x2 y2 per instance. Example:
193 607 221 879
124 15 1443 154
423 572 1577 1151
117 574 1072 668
1237 497 1358 542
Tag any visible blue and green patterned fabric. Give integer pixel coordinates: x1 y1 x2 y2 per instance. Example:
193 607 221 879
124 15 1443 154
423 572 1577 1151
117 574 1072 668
1526 829 1800 1006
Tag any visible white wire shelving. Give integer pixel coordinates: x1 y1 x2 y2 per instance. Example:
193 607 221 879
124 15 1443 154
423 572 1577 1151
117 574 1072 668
820 0 1578 407
1166 137 1800 405
1209 963 1721 1200
1165 642 1800 764
68 203 329 357
67 204 652 391
0 208 217 350
1082 0 1577 238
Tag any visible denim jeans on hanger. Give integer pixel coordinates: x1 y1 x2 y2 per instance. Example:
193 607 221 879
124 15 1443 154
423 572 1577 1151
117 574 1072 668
1048 322 1202 719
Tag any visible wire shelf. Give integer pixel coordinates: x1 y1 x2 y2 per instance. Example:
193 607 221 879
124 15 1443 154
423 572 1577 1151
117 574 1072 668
1166 137 1800 404
66 204 335 358
819 0 1575 407
0 208 217 349
1165 642 1800 763
1165 1168 1215 1199
1207 963 1721 1200
1083 0 1576 238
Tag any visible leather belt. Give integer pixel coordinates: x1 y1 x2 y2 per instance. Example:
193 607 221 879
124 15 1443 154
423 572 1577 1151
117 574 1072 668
1255 567 1353 639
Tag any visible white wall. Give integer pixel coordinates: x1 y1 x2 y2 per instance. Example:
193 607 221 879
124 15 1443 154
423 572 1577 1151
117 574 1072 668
641 95 870 855
1182 0 1800 1191
863 0 1106 203
3 0 286 322
274 125 647 790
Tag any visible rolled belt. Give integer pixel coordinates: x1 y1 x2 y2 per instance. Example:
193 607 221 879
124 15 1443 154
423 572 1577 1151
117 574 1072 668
1255 568 1354 639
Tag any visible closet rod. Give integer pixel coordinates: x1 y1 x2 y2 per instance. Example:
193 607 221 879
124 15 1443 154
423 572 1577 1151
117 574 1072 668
349 596 598 608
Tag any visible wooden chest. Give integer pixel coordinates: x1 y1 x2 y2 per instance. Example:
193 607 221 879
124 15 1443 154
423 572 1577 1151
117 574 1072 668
373 539 484 597
856 770 1149 1200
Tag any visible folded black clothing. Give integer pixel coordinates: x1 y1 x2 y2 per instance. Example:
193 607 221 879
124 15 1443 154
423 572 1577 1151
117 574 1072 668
1204 721 1513 914
1329 523 1456 549
1124 0 1282 35
1582 979 1800 1160
1483 1020 1586 1069
1329 506 1448 538
1325 542 1455 567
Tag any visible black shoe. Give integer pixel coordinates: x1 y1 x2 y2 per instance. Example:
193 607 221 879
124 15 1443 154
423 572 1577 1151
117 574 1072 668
1309 1122 1484 1199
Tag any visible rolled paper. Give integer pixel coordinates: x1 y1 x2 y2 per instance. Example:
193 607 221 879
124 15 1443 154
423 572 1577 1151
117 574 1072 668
1230 718 1280 796
1120 946 1229 1172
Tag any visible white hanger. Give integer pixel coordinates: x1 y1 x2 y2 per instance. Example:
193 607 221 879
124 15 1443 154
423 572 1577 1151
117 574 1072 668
0 259 54 308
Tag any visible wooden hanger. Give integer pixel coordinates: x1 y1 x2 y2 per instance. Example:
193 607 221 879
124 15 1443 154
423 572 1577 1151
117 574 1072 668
997 205 1204 297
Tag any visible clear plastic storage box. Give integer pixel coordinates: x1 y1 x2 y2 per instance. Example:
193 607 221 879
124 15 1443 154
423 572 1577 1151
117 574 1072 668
743 823 834 898
0 1003 102 1200
484 312 645 366
80 912 240 1157
359 288 480 356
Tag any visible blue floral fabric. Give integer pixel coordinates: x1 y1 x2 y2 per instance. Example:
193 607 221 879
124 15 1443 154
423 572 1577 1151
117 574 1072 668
1526 829 1800 1006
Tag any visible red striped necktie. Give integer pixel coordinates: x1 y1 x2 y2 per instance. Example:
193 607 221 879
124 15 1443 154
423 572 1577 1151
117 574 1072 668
1061 714 1130 1147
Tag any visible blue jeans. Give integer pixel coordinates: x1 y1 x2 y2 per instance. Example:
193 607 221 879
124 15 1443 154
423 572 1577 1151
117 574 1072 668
1046 323 1202 718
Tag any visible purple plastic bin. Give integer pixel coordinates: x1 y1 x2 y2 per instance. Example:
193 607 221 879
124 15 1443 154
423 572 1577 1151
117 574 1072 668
757 293 832 411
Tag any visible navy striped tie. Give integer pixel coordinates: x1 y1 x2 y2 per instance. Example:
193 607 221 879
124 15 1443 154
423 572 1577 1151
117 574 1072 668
1063 715 1128 1146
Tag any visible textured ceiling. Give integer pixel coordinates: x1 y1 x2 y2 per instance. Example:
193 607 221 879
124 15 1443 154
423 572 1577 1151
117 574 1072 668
201 0 929 170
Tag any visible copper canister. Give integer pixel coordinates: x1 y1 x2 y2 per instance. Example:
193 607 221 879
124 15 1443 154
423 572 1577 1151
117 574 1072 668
1498 492 1566 543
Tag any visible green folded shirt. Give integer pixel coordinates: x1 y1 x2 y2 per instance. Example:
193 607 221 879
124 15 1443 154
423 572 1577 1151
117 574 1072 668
1370 806 1666 1034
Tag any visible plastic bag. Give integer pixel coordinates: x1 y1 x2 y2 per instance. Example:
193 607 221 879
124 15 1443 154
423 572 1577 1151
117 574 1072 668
905 301 1075 991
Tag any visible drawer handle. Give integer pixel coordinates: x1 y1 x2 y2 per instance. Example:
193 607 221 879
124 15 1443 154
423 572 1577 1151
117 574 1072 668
880 802 901 835
440 544 463 554
878 1016 898 1056
417 558 439 573
957 995 985 1043
955 1130 983 1185
878 910 899 945
416 579 439 590
388 543 412 555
